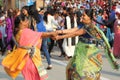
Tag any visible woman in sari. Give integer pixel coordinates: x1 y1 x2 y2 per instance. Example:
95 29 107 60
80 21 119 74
2 14 57 80
53 9 119 80
113 10 120 58
5 9 14 51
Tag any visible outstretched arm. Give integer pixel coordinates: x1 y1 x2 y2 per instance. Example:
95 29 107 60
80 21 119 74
56 27 79 34
53 28 85 40
41 31 57 38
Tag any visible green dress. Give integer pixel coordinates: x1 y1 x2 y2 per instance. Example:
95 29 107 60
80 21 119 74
66 24 118 80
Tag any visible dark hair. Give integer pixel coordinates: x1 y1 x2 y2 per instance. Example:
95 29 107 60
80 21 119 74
0 9 2 17
43 11 49 23
7 9 13 19
84 9 94 19
0 5 2 10
40 7 44 11
43 9 54 23
63 7 67 11
76 11 82 25
14 14 26 36
98 9 103 14
21 6 29 14
29 5 40 23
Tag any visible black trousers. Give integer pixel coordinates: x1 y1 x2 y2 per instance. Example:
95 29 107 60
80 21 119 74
48 38 54 54
0 39 3 51
48 38 65 56
57 39 65 56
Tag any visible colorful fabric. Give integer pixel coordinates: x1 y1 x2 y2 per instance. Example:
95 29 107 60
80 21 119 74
2 48 28 78
2 28 48 80
113 20 120 57
22 53 41 80
106 28 113 42
66 41 102 80
5 17 14 50
66 24 119 80
93 25 118 69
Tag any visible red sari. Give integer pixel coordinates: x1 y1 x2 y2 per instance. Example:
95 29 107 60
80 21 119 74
113 20 120 57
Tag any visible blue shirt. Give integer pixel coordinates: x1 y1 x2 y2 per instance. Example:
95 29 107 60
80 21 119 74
96 15 103 28
109 10 116 21
78 23 92 38
37 14 46 32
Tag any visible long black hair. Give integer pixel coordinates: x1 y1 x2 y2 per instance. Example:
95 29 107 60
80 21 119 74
29 4 40 24
14 14 26 36
21 6 29 15
43 11 49 24
76 10 82 25
43 9 54 24
7 9 13 20
84 9 94 20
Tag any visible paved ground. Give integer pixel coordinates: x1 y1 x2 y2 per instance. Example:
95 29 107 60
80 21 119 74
0 46 120 80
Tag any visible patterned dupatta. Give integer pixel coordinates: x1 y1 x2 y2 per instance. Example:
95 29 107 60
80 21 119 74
83 24 119 70
66 24 119 80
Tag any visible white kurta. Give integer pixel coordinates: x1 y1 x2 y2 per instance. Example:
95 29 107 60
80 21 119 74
44 15 58 31
62 16 78 57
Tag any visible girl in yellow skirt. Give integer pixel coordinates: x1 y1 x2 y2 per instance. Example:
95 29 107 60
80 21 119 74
2 14 57 80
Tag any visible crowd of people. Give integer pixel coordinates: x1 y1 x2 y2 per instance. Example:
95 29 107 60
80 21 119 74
0 0 120 80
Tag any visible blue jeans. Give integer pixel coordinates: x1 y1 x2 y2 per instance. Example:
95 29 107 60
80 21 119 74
41 38 51 65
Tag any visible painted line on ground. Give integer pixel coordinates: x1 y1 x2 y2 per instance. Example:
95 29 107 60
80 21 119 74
51 58 110 80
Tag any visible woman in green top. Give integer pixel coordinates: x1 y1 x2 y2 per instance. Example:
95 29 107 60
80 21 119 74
53 9 119 80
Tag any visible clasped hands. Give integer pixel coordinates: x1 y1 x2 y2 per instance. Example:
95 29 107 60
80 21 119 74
51 30 64 40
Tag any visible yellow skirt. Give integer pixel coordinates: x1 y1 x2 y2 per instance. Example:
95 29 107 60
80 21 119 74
2 47 42 79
